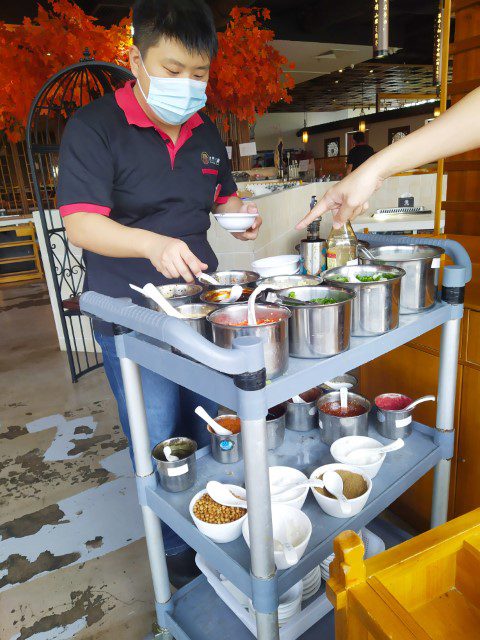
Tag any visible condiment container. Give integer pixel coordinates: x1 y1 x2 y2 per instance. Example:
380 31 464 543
266 404 287 450
323 265 405 337
146 283 203 309
242 504 312 570
359 244 444 314
152 437 197 492
309 463 372 518
269 466 309 509
286 387 322 431
256 274 322 304
175 303 216 340
208 414 243 464
318 373 358 395
252 255 301 278
189 489 247 543
330 436 387 479
200 287 253 308
276 286 355 358
374 393 415 439
204 270 259 290
207 303 291 380
317 391 371 445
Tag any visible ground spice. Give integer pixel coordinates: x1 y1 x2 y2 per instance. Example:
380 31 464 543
315 470 367 500
214 416 241 434
193 493 246 524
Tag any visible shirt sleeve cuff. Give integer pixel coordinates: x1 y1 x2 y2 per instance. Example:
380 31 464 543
59 203 111 217
215 191 238 205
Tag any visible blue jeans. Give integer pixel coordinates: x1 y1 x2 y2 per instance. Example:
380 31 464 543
96 332 217 555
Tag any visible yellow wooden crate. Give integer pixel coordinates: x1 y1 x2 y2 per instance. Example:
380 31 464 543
327 509 480 639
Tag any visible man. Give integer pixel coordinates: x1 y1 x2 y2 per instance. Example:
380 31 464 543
345 131 375 174
57 0 262 586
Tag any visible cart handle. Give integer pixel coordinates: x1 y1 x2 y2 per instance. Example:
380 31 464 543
79 291 265 376
356 234 472 283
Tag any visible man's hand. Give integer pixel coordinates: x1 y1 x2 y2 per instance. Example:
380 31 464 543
144 235 207 283
232 202 263 241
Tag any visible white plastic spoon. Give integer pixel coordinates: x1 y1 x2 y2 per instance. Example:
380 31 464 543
129 283 186 319
340 386 348 410
403 395 436 412
197 272 220 286
226 284 243 303
163 445 179 462
194 406 232 436
345 438 405 461
247 283 282 325
275 539 298 566
206 481 247 507
270 479 325 495
292 395 306 404
323 470 352 515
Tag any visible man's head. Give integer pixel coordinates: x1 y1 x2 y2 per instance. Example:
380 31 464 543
130 0 217 87
353 131 366 144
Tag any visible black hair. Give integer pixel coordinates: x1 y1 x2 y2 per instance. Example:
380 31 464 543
132 0 218 58
353 131 365 143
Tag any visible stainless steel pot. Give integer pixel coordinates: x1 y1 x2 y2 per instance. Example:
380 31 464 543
257 275 322 304
286 388 322 431
208 418 243 464
204 270 259 289
146 283 203 309
359 244 444 314
317 391 371 445
324 265 405 337
199 286 253 308
175 303 216 341
276 286 355 358
152 437 197 492
207 303 291 380
299 238 327 275
266 403 287 449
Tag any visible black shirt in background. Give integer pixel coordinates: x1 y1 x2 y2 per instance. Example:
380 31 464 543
346 143 375 171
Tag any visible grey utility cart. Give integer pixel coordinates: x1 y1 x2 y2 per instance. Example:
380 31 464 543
80 234 471 640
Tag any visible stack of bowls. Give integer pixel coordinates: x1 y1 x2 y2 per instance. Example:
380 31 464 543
301 566 322 601
249 582 303 627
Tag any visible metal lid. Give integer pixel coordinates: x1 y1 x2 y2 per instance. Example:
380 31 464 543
364 244 444 262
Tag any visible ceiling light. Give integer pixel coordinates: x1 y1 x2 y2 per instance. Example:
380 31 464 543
302 110 308 144
335 80 339 83
359 120 366 133
369 69 374 73
434 106 441 117
302 130 309 144
339 69 343 73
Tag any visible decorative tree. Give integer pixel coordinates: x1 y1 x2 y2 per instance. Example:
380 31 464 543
0 0 131 142
207 7 295 129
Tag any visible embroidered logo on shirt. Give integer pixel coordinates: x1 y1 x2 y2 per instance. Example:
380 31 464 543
201 151 221 166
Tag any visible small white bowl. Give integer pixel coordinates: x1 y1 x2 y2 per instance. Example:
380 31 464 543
189 489 247 543
242 504 312 570
213 212 258 233
309 463 372 519
330 436 386 478
269 466 309 510
252 255 300 278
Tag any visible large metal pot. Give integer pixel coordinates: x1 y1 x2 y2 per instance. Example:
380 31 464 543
146 283 203 309
175 303 216 341
324 265 405 337
276 286 355 358
359 244 443 314
317 391 371 445
204 270 259 290
207 303 291 380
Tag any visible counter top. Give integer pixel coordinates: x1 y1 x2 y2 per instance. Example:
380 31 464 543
352 213 444 233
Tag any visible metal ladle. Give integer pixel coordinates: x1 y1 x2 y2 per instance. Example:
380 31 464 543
403 394 436 412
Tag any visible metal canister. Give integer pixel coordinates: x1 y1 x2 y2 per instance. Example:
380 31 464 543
175 303 216 340
317 391 371 445
266 403 287 449
146 283 203 309
300 238 327 275
286 388 322 431
152 437 197 492
374 394 414 439
208 418 243 464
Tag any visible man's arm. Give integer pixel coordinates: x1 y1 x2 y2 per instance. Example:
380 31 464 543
297 86 480 229
65 213 207 282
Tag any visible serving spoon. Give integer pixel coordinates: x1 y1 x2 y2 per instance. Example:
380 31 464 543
129 283 186 319
194 406 233 436
206 479 325 508
322 471 352 515
403 395 436 412
163 445 179 462
197 272 220 286
275 539 298 566
345 438 405 461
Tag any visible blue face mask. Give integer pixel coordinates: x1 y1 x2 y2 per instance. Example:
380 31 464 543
138 57 207 125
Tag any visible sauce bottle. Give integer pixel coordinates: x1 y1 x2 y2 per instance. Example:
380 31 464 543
326 221 358 269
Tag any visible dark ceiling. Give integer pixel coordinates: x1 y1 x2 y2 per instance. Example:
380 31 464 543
4 1 446 111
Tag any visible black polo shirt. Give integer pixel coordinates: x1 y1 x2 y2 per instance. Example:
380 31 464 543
57 80 237 304
346 143 375 171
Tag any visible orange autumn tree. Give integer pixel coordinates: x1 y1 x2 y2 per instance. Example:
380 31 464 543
207 7 295 128
0 0 131 142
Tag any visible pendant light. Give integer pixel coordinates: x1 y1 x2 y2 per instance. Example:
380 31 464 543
373 0 389 58
433 1 443 86
358 83 366 133
302 110 308 143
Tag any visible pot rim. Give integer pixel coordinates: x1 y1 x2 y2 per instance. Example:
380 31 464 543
317 391 371 414
374 392 413 413
324 265 406 286
361 244 444 263
277 285 355 308
207 303 292 328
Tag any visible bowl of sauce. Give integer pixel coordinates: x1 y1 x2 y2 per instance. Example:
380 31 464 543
317 391 371 445
201 287 253 307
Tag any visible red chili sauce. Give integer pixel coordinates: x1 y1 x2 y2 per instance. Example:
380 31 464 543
321 400 366 418
376 394 412 411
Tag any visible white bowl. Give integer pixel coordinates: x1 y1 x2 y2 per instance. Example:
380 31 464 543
309 463 372 519
242 504 312 570
189 489 247 543
213 212 258 233
252 255 300 278
269 466 309 509
330 436 387 478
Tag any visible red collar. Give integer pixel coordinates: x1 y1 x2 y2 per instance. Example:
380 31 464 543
115 80 204 140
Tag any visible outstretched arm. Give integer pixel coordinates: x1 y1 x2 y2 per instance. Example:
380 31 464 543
297 87 480 230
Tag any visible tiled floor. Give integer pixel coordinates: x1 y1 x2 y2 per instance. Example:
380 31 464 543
0 283 154 639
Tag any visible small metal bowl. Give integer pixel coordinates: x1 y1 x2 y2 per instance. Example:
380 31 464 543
146 283 203 309
204 270 260 289
200 287 253 307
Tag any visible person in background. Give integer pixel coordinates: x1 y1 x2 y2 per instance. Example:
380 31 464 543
345 131 375 174
58 0 262 587
297 87 480 231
